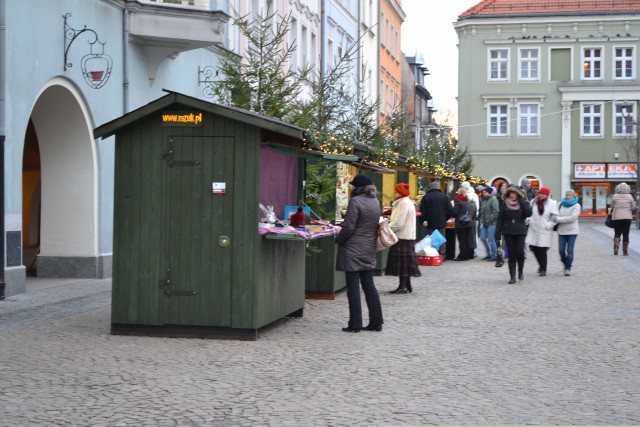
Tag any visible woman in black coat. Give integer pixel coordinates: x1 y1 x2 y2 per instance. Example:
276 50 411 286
335 174 384 333
495 186 532 284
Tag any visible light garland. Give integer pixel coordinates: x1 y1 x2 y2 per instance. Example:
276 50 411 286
303 132 490 184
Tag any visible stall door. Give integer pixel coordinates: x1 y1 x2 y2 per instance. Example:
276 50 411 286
160 136 234 326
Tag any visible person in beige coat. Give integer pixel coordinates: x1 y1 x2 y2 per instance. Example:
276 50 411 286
611 182 637 256
386 183 421 294
525 187 559 276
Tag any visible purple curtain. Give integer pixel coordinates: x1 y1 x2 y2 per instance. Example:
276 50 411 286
259 145 299 219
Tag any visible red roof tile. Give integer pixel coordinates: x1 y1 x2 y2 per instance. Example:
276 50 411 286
459 0 640 18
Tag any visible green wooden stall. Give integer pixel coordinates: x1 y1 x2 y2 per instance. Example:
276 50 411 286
94 91 310 340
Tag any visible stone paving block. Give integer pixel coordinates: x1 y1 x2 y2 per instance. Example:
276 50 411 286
0 224 639 425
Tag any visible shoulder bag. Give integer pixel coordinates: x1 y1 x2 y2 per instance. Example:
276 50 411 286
605 213 614 229
377 217 398 251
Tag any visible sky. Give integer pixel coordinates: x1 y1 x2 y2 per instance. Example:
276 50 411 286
401 0 480 124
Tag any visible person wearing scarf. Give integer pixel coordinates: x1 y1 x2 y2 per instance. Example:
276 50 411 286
453 187 476 261
386 183 421 294
495 186 532 284
552 189 581 276
525 187 559 277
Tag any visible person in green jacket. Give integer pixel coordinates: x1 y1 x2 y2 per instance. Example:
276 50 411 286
479 187 500 261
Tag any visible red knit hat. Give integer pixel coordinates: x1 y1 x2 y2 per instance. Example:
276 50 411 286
539 187 551 196
395 183 410 197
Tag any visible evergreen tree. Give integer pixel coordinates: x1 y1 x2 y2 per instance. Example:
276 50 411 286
209 9 311 122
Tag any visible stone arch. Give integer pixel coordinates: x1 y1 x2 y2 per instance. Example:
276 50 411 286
27 78 98 277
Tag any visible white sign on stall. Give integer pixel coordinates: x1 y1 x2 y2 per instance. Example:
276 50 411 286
212 182 226 194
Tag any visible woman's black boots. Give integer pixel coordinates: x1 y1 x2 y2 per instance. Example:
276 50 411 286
390 277 408 294
509 265 517 284
518 264 524 281
406 277 413 293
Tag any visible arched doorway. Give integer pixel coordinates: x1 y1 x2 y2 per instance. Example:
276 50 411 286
22 119 41 275
24 80 98 277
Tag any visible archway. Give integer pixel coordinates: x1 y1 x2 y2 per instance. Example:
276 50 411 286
25 80 98 277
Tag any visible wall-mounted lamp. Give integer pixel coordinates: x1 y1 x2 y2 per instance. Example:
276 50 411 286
614 152 620 159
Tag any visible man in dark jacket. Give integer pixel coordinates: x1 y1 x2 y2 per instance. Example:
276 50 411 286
336 174 384 333
419 181 455 258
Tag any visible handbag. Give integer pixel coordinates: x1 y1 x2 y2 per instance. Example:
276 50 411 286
495 241 504 268
377 217 398 251
458 213 472 227
553 202 560 231
605 213 614 229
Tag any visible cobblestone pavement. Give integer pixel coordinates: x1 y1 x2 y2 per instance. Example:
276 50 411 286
1 224 639 426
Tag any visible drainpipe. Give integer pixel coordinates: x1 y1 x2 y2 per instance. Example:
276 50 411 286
356 0 361 106
122 6 129 113
375 0 380 126
0 0 6 300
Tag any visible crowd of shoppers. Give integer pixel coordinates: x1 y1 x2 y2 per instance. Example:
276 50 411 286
336 174 635 331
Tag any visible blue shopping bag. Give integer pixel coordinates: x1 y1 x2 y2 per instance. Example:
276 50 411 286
429 229 446 249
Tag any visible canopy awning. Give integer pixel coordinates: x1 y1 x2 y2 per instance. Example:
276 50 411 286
268 143 359 162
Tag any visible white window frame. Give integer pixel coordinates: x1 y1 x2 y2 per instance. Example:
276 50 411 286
488 48 510 82
613 46 635 80
614 102 636 137
488 103 510 137
582 47 603 80
519 48 540 82
580 102 603 137
518 103 540 137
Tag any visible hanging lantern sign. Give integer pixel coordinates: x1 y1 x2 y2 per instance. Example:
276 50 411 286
63 13 113 89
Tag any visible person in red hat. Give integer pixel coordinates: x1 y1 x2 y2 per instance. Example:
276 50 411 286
386 183 421 294
525 186 559 277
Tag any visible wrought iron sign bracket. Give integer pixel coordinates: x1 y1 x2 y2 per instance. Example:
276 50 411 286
63 13 113 89
198 66 218 98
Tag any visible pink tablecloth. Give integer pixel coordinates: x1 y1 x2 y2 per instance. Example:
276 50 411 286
258 225 341 240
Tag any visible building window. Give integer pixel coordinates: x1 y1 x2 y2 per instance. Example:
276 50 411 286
519 48 539 81
614 46 634 79
518 104 539 136
328 39 334 68
301 26 308 67
615 102 636 137
489 49 509 81
582 47 602 80
488 104 509 136
310 33 317 69
291 18 298 70
581 103 603 137
395 30 399 59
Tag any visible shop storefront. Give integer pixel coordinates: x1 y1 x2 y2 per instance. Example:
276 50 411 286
572 163 638 217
